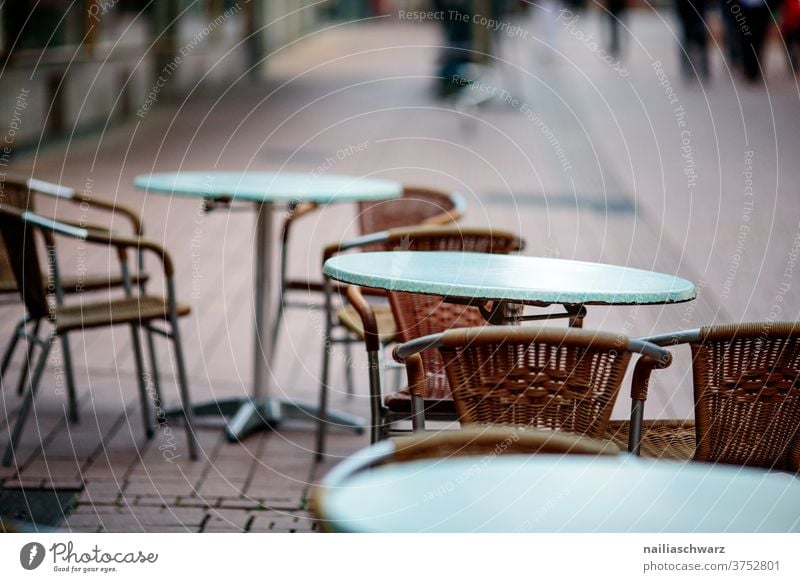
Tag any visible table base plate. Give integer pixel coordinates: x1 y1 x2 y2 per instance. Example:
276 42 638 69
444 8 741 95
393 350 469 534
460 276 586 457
167 399 365 445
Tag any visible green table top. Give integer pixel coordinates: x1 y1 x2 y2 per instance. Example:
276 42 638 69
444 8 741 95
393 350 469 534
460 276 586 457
321 455 800 533
323 252 696 305
134 171 402 203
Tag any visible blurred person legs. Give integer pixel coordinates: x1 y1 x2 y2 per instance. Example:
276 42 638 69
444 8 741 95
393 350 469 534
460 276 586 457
720 0 744 69
736 0 771 81
434 0 474 96
782 0 800 73
675 0 710 80
606 0 627 57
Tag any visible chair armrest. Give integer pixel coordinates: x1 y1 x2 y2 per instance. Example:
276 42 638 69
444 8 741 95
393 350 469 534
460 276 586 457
403 353 426 398
19 211 174 276
26 178 144 236
346 285 381 352
281 202 318 244
72 193 144 236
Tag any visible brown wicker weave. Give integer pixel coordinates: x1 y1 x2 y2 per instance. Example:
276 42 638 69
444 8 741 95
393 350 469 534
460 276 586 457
606 419 696 460
273 186 465 349
431 326 635 439
620 322 800 471
318 227 525 456
389 426 620 463
357 186 466 239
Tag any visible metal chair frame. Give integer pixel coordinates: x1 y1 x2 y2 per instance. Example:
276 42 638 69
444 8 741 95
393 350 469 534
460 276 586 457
0 178 153 423
392 325 671 447
317 226 525 457
0 207 198 466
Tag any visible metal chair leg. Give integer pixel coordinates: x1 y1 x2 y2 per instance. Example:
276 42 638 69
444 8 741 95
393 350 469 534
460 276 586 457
170 315 198 460
129 324 153 438
144 328 164 425
1 315 28 385
3 334 51 467
59 334 79 423
16 320 41 396
315 279 336 461
367 350 383 444
343 339 354 396
315 330 332 462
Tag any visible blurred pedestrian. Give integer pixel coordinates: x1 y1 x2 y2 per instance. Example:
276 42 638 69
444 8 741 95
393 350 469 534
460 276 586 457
733 0 773 82
675 0 710 80
782 0 800 72
606 0 627 58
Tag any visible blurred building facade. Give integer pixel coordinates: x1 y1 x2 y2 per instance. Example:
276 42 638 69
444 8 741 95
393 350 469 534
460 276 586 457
0 0 378 150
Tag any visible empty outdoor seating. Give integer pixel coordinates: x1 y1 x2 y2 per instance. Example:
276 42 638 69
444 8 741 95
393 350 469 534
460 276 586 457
392 325 671 440
0 178 151 420
317 226 524 456
273 186 466 391
0 204 198 466
608 322 800 471
312 426 620 532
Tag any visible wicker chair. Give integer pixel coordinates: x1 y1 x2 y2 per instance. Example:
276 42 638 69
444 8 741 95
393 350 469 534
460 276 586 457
392 326 671 441
316 226 524 457
312 426 619 530
271 186 466 386
0 178 150 422
0 206 198 466
607 322 800 471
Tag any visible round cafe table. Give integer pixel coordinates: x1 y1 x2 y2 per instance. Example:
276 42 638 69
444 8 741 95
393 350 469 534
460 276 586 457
134 171 402 441
323 251 696 324
317 454 800 533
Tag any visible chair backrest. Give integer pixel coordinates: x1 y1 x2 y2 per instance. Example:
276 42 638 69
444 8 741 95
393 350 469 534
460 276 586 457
389 426 620 463
357 186 465 236
0 179 35 294
690 322 800 470
435 326 636 439
381 226 524 381
0 204 50 319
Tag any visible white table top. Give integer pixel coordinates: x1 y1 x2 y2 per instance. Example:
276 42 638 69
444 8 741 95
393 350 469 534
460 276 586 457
320 455 800 533
323 252 697 305
133 171 402 204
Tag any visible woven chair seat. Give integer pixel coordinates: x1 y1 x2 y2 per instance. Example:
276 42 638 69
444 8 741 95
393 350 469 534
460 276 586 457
336 305 397 343
0 272 149 295
385 373 456 417
606 419 696 461
55 296 191 333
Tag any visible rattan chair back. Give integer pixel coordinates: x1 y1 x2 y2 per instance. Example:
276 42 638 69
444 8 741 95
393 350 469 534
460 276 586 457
691 322 800 470
436 327 633 439
383 226 523 382
357 186 464 236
